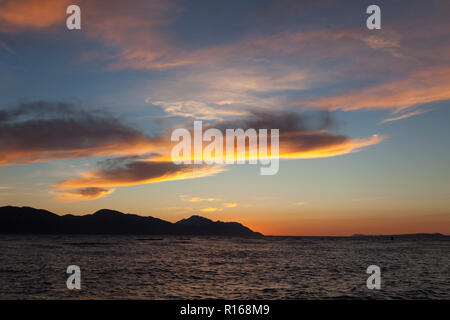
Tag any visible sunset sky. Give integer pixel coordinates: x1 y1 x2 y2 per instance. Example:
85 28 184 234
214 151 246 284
0 0 449 236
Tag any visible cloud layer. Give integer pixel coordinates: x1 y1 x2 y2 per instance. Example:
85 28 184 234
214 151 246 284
55 110 381 200
0 101 158 165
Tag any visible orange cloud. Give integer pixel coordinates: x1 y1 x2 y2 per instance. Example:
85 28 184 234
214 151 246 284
0 104 381 200
163 111 383 163
300 67 450 111
201 207 220 212
280 134 384 160
0 0 381 72
2 0 447 81
0 0 70 32
0 0 177 70
57 160 224 190
54 111 382 200
0 101 163 165
105 28 368 71
55 159 225 201
58 187 115 202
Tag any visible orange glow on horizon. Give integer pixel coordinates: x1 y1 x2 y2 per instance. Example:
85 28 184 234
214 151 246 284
241 215 450 236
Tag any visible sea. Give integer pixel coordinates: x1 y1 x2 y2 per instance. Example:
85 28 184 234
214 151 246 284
0 235 449 299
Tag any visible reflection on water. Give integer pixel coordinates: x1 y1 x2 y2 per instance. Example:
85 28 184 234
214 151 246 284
0 235 449 299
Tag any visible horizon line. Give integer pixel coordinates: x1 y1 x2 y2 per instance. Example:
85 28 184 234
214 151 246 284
0 205 448 237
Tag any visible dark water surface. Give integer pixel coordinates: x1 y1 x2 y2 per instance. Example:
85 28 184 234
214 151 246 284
0 235 449 299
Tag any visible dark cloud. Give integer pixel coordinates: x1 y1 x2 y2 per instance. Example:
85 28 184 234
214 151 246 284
61 187 114 200
209 110 337 132
0 101 157 165
96 153 161 170
57 158 223 190
91 160 193 184
201 110 349 154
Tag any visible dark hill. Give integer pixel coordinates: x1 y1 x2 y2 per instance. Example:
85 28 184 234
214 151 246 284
175 215 258 236
0 206 262 237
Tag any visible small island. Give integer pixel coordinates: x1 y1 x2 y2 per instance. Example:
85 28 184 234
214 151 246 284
351 233 445 238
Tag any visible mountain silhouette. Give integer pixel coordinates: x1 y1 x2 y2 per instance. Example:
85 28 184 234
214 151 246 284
0 206 262 237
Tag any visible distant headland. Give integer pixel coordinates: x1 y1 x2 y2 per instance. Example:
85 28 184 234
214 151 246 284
351 233 446 238
0 206 262 237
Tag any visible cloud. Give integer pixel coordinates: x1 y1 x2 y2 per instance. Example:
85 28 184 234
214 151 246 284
145 110 383 166
216 100 235 106
0 101 159 165
58 187 115 201
56 157 225 200
51 110 380 200
300 67 450 112
178 194 221 202
144 64 308 121
80 0 178 69
5 1 449 123
0 0 70 32
187 197 219 203
201 207 220 212
1 0 412 72
107 15 449 126
0 104 380 200
200 203 237 212
106 27 400 71
55 157 224 202
200 110 383 160
281 133 383 160
0 186 11 197
359 33 403 58
150 99 248 120
143 110 381 163
381 109 428 124
294 201 306 206
0 0 178 69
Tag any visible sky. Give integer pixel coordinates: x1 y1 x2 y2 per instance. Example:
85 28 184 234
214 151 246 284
0 0 449 236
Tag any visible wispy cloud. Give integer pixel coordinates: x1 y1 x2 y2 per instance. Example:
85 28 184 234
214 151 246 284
300 67 450 112
4 0 450 123
149 99 248 120
178 195 221 203
189 197 220 203
381 109 428 123
200 202 237 212
201 207 220 213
